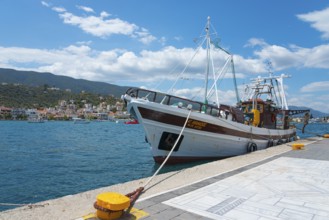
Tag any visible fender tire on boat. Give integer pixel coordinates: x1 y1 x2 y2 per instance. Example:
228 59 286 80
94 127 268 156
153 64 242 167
277 139 283 145
267 139 274 148
247 142 257 153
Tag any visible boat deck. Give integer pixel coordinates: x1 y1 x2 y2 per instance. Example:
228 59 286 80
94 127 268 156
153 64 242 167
1 137 329 220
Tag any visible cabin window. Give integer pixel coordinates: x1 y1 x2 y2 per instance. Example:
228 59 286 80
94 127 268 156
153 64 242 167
257 104 264 113
246 104 252 113
158 132 183 151
211 108 220 117
129 108 137 119
242 104 252 113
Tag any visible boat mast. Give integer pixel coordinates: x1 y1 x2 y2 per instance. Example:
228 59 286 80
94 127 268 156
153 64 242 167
204 16 211 107
230 57 240 103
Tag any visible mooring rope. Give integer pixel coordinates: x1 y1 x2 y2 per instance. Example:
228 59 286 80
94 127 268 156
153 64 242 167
295 125 323 137
143 109 192 190
0 202 48 208
125 109 193 215
0 203 29 207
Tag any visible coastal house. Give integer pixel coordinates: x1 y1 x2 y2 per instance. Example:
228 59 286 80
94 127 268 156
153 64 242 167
0 106 12 119
11 108 26 120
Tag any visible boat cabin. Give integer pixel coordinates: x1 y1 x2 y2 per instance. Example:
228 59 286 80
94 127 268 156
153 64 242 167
240 99 279 129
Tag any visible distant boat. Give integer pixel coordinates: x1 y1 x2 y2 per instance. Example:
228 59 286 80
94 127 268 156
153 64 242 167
122 17 309 164
108 117 119 123
309 118 322 123
73 118 90 124
28 117 44 123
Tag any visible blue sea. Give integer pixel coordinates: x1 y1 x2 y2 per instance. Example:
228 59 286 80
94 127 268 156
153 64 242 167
0 121 328 211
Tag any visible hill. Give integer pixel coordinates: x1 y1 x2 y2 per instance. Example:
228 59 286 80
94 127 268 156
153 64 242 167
289 106 328 118
0 83 119 108
0 68 130 97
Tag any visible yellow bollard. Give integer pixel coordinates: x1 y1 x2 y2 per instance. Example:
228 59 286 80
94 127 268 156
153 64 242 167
291 143 304 150
94 192 130 220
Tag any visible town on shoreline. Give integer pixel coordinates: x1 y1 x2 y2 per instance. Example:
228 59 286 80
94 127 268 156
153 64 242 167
0 100 129 121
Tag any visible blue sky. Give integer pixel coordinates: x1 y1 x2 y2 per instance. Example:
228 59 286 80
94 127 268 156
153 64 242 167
1 0 329 113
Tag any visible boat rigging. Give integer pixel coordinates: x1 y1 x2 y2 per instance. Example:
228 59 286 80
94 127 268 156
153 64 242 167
122 17 309 164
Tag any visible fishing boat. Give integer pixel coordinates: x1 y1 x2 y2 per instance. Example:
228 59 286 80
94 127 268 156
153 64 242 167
122 17 309 164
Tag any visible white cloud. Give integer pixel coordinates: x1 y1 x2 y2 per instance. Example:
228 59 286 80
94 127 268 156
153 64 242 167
134 29 157 45
46 4 156 44
41 1 50 7
245 38 268 48
290 81 329 113
2 35 329 84
297 7 329 39
100 11 110 18
288 93 329 113
76 5 94 13
300 81 329 92
0 44 248 86
59 12 138 37
250 38 329 70
52 7 66 13
76 41 92 46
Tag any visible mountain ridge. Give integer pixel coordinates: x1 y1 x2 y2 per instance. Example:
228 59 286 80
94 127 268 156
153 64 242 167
289 105 328 118
0 68 130 97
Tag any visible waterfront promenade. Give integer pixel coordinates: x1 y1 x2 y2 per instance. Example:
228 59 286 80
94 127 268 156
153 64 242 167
1 137 328 219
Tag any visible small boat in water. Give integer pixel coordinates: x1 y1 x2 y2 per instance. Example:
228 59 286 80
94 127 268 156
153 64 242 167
124 119 139 124
73 117 90 124
122 17 309 164
28 117 45 123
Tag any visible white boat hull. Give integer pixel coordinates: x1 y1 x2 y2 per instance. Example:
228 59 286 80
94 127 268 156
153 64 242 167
127 98 296 164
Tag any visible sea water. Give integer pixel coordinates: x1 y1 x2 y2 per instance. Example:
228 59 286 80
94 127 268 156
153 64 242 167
0 121 201 211
0 121 328 211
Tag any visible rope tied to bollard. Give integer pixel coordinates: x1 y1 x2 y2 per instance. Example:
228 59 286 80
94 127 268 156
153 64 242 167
0 202 49 209
124 108 193 213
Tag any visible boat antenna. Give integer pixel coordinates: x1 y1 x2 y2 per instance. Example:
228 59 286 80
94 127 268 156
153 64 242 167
276 74 289 110
265 59 273 78
266 60 280 105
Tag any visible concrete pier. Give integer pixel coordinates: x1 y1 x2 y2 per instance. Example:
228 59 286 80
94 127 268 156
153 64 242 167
1 137 328 220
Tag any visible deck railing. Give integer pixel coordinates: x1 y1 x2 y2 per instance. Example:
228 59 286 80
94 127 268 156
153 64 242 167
125 88 240 120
